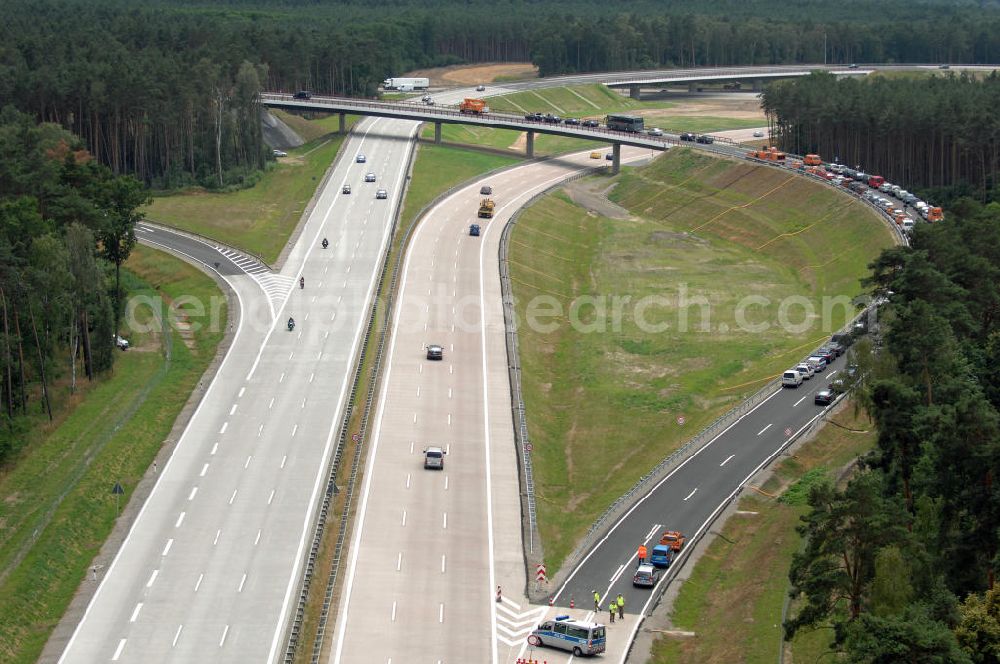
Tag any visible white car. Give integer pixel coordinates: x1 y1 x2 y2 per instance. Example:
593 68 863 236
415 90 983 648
114 335 129 350
272 149 287 157
647 127 663 136
795 363 815 380
476 84 486 91
752 130 765 138
356 154 366 163
375 189 388 199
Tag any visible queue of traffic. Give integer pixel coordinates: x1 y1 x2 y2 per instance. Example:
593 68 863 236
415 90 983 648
747 148 944 233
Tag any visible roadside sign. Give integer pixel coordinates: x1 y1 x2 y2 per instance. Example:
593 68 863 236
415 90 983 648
784 427 792 437
524 442 533 452
112 481 125 516
677 416 686 426
527 635 541 647
351 433 360 442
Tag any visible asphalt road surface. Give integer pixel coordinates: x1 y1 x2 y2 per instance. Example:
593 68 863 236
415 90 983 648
329 146 655 664
58 115 419 663
555 350 855 652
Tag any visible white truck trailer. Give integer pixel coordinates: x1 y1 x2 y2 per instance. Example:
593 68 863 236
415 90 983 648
382 77 430 90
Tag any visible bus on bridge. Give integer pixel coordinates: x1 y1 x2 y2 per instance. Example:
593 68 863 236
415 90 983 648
605 113 644 133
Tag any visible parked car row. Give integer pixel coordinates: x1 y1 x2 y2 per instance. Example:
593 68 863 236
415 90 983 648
679 132 715 144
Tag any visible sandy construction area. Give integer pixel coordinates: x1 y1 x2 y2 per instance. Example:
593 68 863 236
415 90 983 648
405 62 538 87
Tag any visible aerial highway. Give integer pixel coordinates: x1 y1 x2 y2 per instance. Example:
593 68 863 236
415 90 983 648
57 116 420 663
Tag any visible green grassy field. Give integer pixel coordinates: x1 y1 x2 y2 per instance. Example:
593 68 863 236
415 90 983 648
146 127 351 263
510 148 893 571
649 405 875 663
399 142 521 229
643 116 764 134
0 246 225 663
488 83 670 118
418 123 601 158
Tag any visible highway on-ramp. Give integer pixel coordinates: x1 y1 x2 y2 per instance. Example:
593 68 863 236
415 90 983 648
58 116 418 663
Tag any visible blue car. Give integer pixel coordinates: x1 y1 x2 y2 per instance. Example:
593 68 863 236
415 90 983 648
469 224 481 236
650 544 673 568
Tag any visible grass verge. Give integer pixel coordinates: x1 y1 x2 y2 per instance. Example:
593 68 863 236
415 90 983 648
146 117 357 263
488 83 670 117
0 245 225 663
295 140 518 663
649 404 875 663
510 148 894 572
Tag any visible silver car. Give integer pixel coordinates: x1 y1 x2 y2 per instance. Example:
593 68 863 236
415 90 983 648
423 446 445 469
633 563 659 588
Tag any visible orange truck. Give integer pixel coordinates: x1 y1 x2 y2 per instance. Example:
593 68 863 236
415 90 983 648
925 206 943 222
746 147 786 162
660 530 686 552
459 98 490 115
803 154 822 166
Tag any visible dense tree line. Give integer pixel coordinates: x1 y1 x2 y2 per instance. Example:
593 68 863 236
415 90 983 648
785 200 1000 660
762 72 1000 204
0 108 148 463
2 0 1000 187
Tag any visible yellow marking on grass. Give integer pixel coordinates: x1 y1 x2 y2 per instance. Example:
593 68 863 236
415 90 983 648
690 175 796 232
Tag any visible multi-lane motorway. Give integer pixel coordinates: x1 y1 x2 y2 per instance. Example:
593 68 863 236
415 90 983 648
54 70 898 664
59 117 419 662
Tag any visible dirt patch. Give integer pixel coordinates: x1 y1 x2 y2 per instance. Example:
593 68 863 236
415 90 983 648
405 62 538 87
649 230 710 246
508 132 529 152
636 96 765 120
562 180 633 220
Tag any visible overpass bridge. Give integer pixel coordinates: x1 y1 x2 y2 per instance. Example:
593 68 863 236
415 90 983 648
260 93 673 173
602 65 870 98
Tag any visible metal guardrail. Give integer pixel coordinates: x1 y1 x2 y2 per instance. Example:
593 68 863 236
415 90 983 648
261 92 678 152
498 165 609 571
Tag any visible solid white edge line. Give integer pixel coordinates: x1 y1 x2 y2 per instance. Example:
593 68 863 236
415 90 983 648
267 116 416 664
553 382 784 601
619 407 829 664
59 231 252 663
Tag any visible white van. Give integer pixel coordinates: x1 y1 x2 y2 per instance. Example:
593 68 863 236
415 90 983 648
795 363 815 379
782 370 803 388
902 218 915 233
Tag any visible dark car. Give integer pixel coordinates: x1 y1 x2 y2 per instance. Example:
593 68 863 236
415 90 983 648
426 344 443 360
582 119 599 127
696 135 714 144
524 113 543 121
564 117 581 125
680 133 695 141
816 348 836 363
293 90 312 99
480 185 492 195
605 153 614 160
849 63 859 69
826 342 845 357
815 389 835 405
544 114 561 123
469 224 480 236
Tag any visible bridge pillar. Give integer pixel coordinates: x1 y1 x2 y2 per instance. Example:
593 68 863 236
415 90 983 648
612 143 621 175
629 85 641 100
753 79 764 92
339 112 347 134
434 122 442 144
526 130 535 158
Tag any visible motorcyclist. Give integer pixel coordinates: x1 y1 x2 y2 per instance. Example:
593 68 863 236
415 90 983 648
322 238 329 249
287 317 295 330
299 276 305 289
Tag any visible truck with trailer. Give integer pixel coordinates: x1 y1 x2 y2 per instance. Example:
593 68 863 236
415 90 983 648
382 77 430 90
459 98 490 115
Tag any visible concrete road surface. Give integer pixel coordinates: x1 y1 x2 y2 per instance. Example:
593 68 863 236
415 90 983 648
330 146 654 664
58 116 419 663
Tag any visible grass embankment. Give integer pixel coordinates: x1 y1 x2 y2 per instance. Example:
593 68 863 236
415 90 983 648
0 246 225 663
649 404 876 663
146 115 357 263
435 84 761 154
295 141 518 664
510 148 893 571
